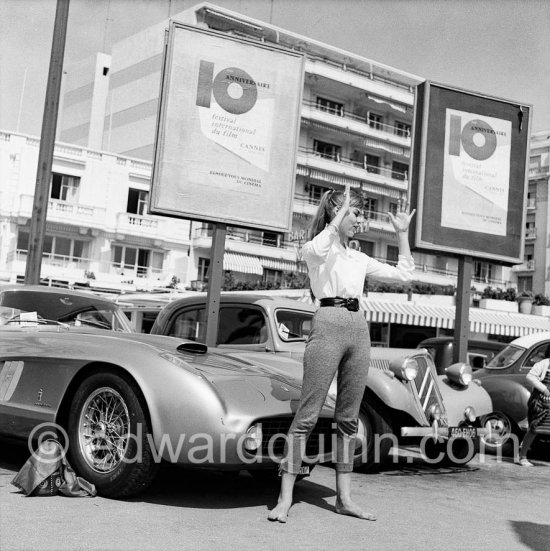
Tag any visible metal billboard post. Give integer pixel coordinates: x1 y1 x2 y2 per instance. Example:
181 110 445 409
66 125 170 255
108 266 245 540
25 0 70 284
205 224 227 347
453 255 473 364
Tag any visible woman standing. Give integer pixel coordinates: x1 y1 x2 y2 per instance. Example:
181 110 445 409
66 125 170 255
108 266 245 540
268 185 415 522
517 357 550 466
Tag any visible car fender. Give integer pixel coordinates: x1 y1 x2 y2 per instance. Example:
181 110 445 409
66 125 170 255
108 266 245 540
365 369 425 426
437 376 493 425
475 376 530 424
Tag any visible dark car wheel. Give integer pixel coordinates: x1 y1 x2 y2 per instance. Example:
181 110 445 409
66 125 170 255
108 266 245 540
354 402 393 471
479 411 518 456
67 372 158 498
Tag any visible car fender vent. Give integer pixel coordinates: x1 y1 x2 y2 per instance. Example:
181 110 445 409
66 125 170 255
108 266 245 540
177 342 208 355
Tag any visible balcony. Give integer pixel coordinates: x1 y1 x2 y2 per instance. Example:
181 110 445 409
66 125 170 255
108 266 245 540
526 198 536 209
116 212 164 239
296 147 409 193
525 228 537 240
512 259 536 272
192 227 297 262
529 165 550 178
293 193 319 217
18 194 106 228
301 99 411 151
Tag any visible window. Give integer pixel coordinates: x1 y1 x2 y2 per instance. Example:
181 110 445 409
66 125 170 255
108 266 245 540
264 269 282 284
313 139 341 161
307 184 327 203
127 188 149 215
359 240 375 256
50 173 80 202
529 155 541 170
391 161 409 181
474 261 493 283
17 230 87 261
218 307 267 345
168 307 207 342
263 231 278 247
275 309 313 342
517 276 532 294
365 154 380 174
112 245 164 275
394 121 411 138
389 202 398 217
523 343 550 369
368 113 383 130
386 245 399 264
316 96 344 116
364 198 377 219
198 257 210 282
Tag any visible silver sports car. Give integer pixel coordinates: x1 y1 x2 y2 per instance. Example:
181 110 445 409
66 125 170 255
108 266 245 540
0 286 335 498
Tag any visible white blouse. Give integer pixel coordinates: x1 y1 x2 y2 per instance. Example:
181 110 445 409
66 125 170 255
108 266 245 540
302 227 415 300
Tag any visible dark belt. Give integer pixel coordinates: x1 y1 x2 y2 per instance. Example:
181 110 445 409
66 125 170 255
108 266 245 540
319 297 360 312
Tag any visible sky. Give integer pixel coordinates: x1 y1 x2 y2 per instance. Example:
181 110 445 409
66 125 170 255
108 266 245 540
1 0 549 138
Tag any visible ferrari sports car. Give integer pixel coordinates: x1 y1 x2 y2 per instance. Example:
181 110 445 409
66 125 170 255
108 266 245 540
0 286 335 498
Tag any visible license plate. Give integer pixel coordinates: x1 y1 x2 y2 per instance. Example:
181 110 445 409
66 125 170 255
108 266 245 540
450 426 478 438
298 465 310 476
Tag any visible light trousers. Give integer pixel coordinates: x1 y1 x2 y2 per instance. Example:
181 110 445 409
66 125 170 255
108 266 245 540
280 307 370 474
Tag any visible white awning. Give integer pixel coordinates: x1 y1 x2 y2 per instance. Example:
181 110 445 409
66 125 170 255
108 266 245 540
261 258 299 272
362 299 550 337
223 252 263 275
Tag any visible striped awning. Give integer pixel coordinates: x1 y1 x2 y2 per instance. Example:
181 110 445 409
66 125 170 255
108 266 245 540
261 258 300 272
362 299 550 337
223 252 263 275
308 169 361 188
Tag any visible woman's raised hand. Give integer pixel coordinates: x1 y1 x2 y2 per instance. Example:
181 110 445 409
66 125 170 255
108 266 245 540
388 195 416 233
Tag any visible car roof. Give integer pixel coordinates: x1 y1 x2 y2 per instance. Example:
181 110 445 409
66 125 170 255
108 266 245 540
158 292 316 313
418 337 505 349
509 331 550 349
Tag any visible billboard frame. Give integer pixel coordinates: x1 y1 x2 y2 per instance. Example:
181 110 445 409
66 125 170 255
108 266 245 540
409 81 532 266
149 21 305 233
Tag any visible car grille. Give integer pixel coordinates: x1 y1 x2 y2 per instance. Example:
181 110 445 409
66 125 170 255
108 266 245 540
256 417 335 457
412 354 448 426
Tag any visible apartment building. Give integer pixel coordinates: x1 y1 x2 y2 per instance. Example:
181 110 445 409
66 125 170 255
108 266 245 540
518 130 550 296
2 2 537 293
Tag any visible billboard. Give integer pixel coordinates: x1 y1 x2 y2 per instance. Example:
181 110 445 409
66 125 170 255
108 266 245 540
409 81 531 264
149 22 304 232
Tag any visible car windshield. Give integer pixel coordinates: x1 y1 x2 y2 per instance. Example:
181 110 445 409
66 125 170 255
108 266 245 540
0 292 133 333
485 345 524 369
275 309 313 342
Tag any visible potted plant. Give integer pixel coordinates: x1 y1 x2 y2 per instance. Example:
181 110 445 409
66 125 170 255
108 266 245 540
479 286 518 312
517 290 535 314
532 293 550 316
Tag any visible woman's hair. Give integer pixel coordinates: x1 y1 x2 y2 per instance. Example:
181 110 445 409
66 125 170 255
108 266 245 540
307 187 363 240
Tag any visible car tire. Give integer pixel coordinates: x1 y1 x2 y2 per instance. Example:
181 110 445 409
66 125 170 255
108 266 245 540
479 411 518 456
354 402 393 471
67 371 158 498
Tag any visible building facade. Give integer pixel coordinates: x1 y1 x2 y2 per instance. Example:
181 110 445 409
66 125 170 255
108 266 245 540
1 3 543 295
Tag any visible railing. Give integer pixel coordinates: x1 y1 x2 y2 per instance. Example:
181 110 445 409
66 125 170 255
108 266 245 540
193 227 296 251
525 229 537 239
512 260 536 271
529 165 550 177
303 99 411 138
527 199 536 209
7 249 90 270
298 146 408 181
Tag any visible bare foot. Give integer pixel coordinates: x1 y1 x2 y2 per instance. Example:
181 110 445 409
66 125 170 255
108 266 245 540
268 500 292 523
335 498 377 521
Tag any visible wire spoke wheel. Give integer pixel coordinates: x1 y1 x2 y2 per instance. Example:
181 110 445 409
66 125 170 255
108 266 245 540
78 387 130 473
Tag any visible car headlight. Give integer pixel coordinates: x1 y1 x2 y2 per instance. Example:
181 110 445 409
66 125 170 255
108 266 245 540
389 357 419 381
445 362 473 387
244 424 263 452
428 404 442 422
464 406 476 423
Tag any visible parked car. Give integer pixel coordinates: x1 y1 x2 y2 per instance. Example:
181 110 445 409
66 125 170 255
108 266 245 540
0 286 336 497
474 331 550 454
151 292 494 467
417 337 507 374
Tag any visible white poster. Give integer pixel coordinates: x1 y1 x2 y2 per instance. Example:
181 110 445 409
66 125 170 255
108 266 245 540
441 109 511 236
150 24 304 231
